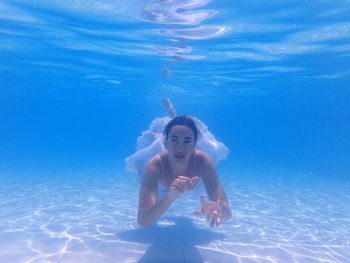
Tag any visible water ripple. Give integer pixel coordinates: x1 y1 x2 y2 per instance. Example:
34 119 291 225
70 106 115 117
142 0 217 25
159 25 228 40
140 0 229 76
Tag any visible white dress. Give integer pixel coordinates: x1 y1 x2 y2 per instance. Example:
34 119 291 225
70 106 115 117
125 116 229 177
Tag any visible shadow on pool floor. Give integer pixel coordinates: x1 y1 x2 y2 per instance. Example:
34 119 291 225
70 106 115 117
118 216 225 263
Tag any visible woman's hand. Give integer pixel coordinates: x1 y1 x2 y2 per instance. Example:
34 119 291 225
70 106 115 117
168 176 199 199
193 194 222 227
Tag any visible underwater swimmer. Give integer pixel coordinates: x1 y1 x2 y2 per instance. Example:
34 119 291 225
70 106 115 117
125 98 229 176
137 112 232 229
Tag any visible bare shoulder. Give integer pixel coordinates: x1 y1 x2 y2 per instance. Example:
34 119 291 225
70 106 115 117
195 150 217 179
195 150 218 188
143 154 163 183
195 150 215 169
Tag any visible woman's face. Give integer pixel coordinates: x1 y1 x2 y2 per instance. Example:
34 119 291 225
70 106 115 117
165 125 196 163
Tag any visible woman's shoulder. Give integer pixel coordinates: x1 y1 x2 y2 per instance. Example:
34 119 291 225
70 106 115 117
195 150 215 168
195 150 217 181
144 153 164 180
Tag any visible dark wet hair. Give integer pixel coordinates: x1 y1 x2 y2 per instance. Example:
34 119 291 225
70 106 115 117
164 115 198 142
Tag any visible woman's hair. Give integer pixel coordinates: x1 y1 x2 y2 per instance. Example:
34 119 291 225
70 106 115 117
163 115 198 142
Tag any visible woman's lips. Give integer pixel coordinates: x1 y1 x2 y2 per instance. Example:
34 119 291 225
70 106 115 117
174 154 184 160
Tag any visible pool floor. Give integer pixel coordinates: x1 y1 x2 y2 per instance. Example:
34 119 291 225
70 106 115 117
0 171 349 263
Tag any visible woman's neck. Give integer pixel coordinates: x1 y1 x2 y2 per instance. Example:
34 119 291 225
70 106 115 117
167 154 193 176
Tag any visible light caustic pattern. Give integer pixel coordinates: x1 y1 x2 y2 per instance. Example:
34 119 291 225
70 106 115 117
0 173 349 263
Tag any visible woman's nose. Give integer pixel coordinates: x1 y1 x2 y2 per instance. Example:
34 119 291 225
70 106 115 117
176 143 184 151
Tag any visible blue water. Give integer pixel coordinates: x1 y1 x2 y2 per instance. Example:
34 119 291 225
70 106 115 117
1 0 350 262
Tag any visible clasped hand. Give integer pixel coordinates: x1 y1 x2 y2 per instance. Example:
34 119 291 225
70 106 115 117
169 176 199 198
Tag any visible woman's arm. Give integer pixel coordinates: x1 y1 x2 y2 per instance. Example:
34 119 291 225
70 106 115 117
194 151 232 226
137 157 197 228
137 158 170 229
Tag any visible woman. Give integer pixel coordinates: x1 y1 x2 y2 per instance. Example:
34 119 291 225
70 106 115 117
137 115 232 229
125 98 229 177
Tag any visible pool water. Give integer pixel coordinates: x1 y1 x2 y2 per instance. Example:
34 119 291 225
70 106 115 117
1 0 350 262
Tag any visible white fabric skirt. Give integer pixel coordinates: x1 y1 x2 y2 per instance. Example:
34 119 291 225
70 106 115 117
125 116 229 177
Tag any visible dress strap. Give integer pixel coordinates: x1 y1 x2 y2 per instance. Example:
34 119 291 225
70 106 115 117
193 150 197 170
192 150 203 191
157 153 165 182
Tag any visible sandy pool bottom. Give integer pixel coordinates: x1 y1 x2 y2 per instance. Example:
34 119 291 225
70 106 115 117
0 171 349 263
